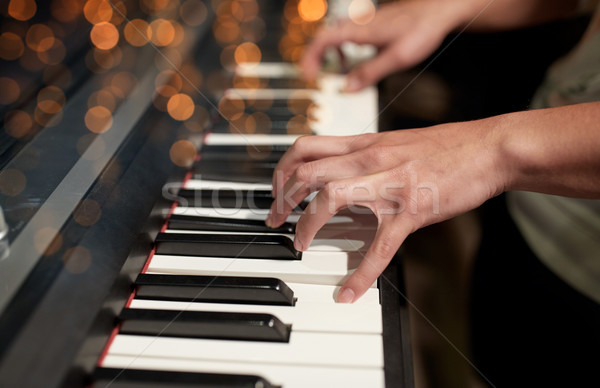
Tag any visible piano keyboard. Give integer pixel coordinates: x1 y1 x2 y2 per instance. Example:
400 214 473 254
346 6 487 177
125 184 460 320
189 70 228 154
92 61 395 388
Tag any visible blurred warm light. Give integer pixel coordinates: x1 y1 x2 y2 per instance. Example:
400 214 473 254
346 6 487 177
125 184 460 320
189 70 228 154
298 0 327 22
234 41 261 64
26 24 55 53
231 0 259 22
8 0 37 21
43 64 72 89
105 2 126 25
34 227 63 256
179 64 203 94
219 44 237 70
0 168 27 196
110 71 137 98
149 18 175 46
0 78 20 105
83 0 113 24
90 22 119 50
349 0 376 25
288 92 314 114
63 246 92 274
124 19 152 47
37 86 66 114
0 32 25 60
34 105 63 127
233 75 264 89
287 114 311 135
51 0 84 22
37 39 66 65
142 0 171 12
93 46 123 69
85 106 113 133
218 96 244 121
4 110 33 138
180 0 208 26
169 139 197 167
155 70 182 97
170 21 185 47
250 111 272 134
73 199 102 226
184 105 210 132
87 89 116 111
167 93 195 121
154 47 183 70
213 17 241 44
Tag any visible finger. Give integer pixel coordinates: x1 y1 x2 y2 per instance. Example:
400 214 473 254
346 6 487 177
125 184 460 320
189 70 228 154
292 178 361 251
343 46 404 92
268 152 371 228
337 218 411 303
300 21 370 80
271 135 365 196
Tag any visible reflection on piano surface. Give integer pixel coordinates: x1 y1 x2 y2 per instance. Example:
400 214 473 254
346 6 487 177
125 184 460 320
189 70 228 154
0 1 413 387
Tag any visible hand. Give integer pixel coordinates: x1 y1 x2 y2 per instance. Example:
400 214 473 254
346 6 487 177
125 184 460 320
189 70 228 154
301 0 472 92
266 121 506 302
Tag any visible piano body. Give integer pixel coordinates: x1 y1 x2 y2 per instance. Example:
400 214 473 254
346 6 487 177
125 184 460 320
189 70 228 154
0 1 413 387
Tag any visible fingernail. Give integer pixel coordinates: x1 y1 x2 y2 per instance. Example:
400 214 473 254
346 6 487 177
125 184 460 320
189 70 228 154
337 287 355 303
294 238 304 251
343 75 360 93
265 215 272 227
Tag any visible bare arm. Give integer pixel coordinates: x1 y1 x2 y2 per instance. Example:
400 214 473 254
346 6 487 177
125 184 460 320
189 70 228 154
266 102 600 302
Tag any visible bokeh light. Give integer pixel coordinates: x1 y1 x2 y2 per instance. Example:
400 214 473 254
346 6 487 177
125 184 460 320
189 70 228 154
180 0 208 26
0 168 27 196
83 0 113 24
63 246 92 274
0 32 25 60
169 139 197 167
349 0 376 25
85 106 113 133
4 110 33 138
124 19 152 47
0 78 20 105
298 0 327 22
8 0 37 21
26 24 55 53
73 199 102 226
149 18 175 46
34 227 63 256
90 22 119 50
234 41 261 64
167 93 195 121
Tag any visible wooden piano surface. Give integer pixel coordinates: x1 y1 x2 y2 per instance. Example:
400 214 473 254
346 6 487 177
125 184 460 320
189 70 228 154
0 1 413 387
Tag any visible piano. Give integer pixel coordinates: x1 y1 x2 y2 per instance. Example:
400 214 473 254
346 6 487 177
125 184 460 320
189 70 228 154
0 1 413 387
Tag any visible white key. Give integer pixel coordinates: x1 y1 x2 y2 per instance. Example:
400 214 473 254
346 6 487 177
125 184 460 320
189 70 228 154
235 62 301 78
285 282 380 304
102 355 385 388
204 133 300 146
184 179 272 191
164 229 366 252
128 299 382 334
108 331 384 368
146 250 376 287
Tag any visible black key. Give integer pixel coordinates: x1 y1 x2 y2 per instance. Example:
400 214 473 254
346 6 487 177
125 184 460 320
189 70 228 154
167 215 295 234
119 308 291 342
135 273 296 306
193 164 274 184
92 367 279 388
155 232 302 260
174 189 275 209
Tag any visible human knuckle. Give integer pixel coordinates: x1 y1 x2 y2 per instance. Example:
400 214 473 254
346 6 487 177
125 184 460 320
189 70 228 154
294 163 316 184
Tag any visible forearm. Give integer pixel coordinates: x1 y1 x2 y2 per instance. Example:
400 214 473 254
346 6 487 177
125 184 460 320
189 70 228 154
494 102 600 198
452 0 581 31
